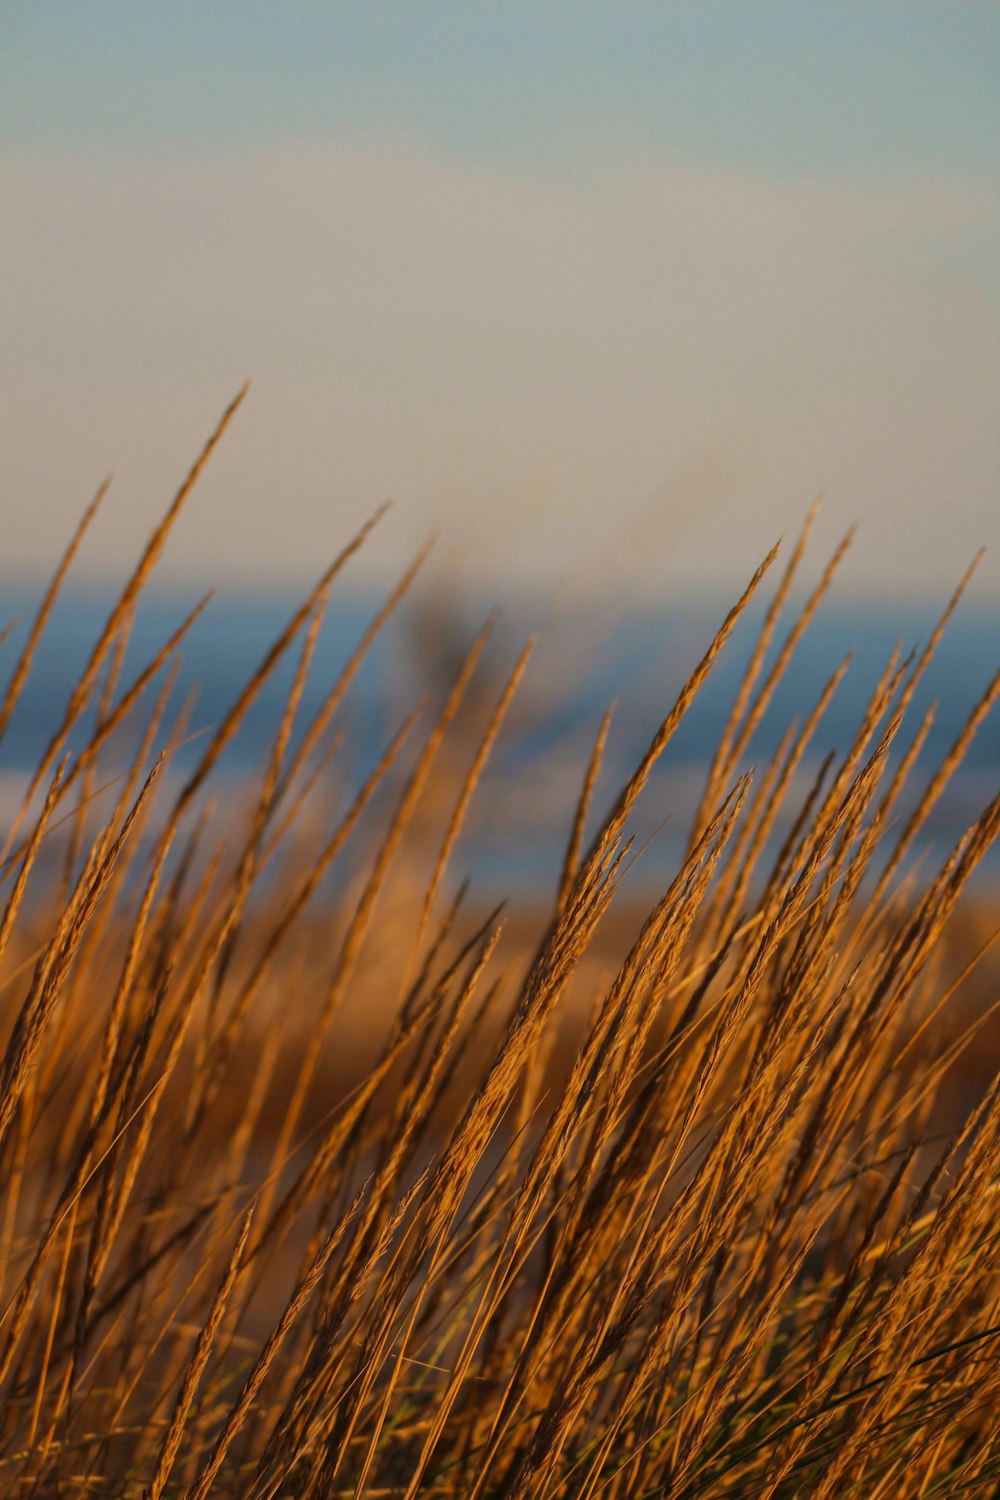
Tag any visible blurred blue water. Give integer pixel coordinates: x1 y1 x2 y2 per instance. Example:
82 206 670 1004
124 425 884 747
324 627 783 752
1 583 997 894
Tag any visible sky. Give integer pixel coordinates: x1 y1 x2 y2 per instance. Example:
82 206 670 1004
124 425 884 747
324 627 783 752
2 2 999 602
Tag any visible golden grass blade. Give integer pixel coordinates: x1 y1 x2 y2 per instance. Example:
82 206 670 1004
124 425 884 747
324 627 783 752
171 502 388 822
0 477 109 746
21 388 246 813
1 457 995 1496
146 1205 254 1500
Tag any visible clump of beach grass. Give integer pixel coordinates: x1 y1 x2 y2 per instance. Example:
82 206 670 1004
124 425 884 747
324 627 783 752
0 389 998 1497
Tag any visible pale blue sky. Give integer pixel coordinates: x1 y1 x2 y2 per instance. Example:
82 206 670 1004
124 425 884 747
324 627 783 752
5 4 999 175
2 3 999 598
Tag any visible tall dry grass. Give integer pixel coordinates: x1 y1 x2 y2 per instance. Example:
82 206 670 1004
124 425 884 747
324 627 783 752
1 391 998 1497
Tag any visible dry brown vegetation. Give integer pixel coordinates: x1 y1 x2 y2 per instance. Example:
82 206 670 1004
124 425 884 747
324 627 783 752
1 389 999 1497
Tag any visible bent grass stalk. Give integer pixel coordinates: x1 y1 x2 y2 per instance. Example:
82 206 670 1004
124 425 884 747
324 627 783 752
0 391 996 1497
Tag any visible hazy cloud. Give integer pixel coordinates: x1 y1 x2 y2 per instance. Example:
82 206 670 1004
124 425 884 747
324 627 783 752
3 139 998 598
